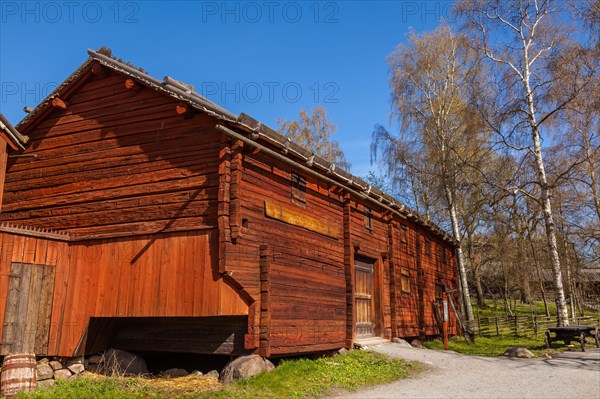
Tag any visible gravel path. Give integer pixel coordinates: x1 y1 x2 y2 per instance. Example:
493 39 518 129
333 343 600 399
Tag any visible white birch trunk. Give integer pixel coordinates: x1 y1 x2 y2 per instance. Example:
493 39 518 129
446 187 475 324
521 32 570 326
527 105 570 326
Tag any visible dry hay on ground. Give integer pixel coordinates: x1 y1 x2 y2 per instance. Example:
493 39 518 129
78 371 222 395
139 374 222 395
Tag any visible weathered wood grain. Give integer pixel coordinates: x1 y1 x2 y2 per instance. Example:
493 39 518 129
264 200 340 239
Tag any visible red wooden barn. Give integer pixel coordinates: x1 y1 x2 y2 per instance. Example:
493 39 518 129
0 50 459 359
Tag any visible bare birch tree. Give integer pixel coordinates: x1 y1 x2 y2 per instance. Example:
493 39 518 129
372 26 493 327
277 106 350 171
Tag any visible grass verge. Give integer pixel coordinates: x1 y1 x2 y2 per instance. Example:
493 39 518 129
18 350 416 399
424 334 598 357
424 335 548 357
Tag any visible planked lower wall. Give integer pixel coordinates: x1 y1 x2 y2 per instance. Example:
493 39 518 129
50 230 247 355
0 229 247 356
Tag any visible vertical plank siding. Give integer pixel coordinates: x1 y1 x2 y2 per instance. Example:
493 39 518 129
54 231 247 355
0 232 69 354
0 230 247 356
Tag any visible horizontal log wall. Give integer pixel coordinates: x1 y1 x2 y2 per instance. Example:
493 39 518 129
390 221 421 337
418 229 459 336
228 150 347 355
226 142 460 351
2 71 221 239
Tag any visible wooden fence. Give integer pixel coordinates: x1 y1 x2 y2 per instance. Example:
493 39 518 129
468 315 598 337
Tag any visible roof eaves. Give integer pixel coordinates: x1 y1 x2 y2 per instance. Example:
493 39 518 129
0 113 29 150
14 49 457 246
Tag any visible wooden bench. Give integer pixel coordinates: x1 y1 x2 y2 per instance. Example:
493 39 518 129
545 325 600 352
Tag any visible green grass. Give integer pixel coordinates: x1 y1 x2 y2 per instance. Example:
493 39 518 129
19 350 416 399
17 377 159 399
424 332 599 358
424 335 550 357
189 350 416 399
425 298 599 358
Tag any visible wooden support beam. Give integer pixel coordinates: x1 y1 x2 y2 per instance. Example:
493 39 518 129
51 97 69 110
217 138 232 274
343 194 355 349
124 78 142 92
230 141 243 241
415 226 426 340
91 63 109 78
259 244 271 357
175 103 194 119
387 218 398 339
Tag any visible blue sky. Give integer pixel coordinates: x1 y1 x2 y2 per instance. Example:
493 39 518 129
0 1 452 177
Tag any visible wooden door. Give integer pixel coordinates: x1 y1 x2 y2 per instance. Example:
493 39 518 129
2 263 55 355
354 256 376 338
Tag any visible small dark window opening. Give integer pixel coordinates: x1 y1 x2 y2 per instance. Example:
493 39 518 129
440 247 447 264
364 206 373 231
435 281 444 299
291 172 307 206
425 238 431 256
399 225 408 247
401 270 411 294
